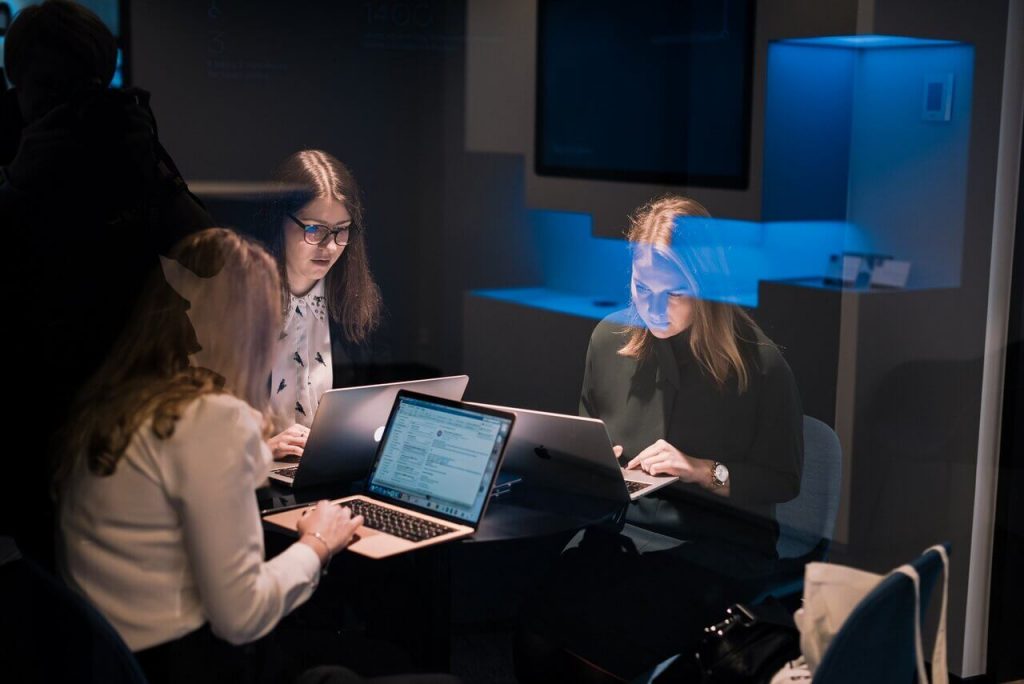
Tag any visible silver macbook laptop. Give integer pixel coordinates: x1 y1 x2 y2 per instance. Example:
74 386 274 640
265 390 514 559
269 375 469 488
471 403 677 502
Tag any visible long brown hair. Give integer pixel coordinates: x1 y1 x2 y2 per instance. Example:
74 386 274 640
267 150 382 344
619 195 762 392
56 229 282 486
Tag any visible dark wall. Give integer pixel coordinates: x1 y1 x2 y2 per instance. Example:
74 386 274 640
132 0 545 377
753 2 1012 675
853 1 1010 673
873 0 1010 339
130 0 459 367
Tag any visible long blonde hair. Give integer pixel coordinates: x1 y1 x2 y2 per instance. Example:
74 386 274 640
56 229 282 485
619 195 761 392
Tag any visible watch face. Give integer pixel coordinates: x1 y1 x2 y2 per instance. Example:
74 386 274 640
714 463 729 483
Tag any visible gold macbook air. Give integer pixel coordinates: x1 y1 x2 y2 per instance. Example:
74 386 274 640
264 390 514 559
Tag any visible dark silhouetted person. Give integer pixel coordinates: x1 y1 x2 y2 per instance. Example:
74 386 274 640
0 0 214 567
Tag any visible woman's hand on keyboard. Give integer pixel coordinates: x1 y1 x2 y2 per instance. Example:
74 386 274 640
297 500 364 562
268 424 309 460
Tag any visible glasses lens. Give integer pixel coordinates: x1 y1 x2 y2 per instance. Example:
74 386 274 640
303 225 330 245
334 227 351 245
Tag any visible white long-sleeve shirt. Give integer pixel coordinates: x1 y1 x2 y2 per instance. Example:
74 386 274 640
60 393 321 651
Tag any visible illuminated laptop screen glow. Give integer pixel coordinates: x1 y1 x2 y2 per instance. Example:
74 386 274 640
366 396 512 524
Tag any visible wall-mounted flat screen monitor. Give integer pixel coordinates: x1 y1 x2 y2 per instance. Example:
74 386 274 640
536 0 755 189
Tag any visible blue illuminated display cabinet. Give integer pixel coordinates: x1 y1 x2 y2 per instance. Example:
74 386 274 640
762 35 974 289
464 34 976 417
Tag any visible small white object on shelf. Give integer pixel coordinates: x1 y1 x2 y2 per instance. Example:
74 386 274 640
870 259 912 288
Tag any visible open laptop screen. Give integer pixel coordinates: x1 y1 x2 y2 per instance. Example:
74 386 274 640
366 394 513 525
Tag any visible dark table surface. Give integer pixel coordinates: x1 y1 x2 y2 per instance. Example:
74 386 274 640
259 476 624 544
258 474 624 672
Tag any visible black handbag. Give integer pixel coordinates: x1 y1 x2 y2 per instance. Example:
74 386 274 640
692 601 801 684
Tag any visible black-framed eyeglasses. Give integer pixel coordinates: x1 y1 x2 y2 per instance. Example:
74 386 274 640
287 213 353 246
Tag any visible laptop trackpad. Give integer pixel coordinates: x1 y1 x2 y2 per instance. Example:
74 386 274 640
349 529 411 557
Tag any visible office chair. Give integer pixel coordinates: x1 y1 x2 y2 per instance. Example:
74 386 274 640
0 546 149 683
812 543 949 684
519 417 844 683
754 415 843 606
632 544 950 684
630 416 843 681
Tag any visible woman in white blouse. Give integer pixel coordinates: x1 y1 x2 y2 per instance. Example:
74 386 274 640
56 228 364 681
263 150 383 460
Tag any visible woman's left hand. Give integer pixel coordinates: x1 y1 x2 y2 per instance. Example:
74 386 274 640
626 439 708 484
268 424 310 460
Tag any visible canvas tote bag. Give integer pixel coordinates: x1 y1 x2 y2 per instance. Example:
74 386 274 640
792 544 949 684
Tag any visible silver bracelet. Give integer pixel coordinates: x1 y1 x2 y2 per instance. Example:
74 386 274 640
307 532 332 574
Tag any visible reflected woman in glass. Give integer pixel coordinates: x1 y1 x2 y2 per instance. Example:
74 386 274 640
261 150 383 459
523 196 803 679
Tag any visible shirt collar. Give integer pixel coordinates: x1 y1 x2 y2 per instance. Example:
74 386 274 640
288 280 327 323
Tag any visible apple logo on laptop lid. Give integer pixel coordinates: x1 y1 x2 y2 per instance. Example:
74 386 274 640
373 426 385 443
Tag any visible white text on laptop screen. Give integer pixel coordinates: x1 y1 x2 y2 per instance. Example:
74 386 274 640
367 397 509 523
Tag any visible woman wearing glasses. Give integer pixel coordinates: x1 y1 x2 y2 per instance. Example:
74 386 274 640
262 150 383 459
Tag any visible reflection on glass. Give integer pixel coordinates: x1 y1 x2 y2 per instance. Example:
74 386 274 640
524 196 809 679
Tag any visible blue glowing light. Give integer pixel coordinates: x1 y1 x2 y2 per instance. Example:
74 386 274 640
777 35 959 49
764 34 973 289
476 33 973 318
472 287 631 321
473 211 871 316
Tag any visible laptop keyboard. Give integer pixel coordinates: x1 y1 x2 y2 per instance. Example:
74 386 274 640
272 466 299 478
625 480 649 494
344 499 456 542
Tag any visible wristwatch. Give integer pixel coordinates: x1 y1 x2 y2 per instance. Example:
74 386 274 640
711 461 730 488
